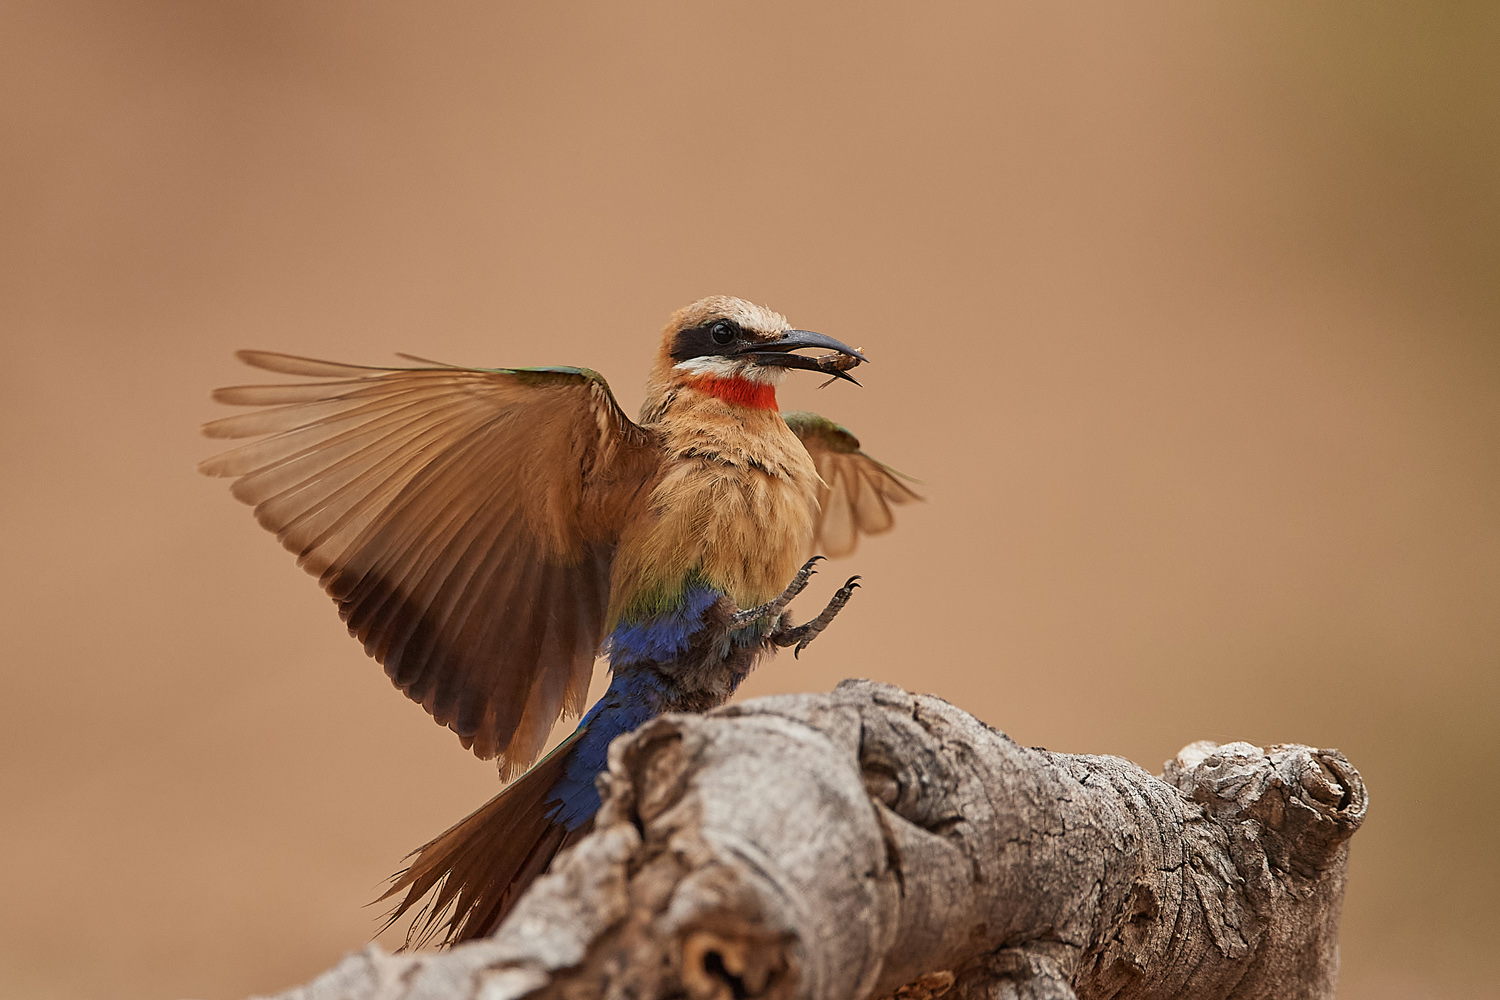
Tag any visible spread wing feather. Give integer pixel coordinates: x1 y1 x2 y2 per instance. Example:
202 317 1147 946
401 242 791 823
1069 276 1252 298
201 352 660 776
783 410 922 559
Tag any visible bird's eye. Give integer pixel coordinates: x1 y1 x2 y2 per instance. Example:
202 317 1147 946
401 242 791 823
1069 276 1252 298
710 321 735 346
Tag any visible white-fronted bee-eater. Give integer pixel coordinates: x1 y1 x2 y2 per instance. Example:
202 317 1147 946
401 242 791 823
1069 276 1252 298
200 296 919 945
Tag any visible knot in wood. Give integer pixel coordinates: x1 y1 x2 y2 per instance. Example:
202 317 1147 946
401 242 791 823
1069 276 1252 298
857 707 966 835
1164 741 1366 880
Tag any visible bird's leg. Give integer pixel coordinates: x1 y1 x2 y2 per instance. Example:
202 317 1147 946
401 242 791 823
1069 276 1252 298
729 556 825 629
769 576 861 658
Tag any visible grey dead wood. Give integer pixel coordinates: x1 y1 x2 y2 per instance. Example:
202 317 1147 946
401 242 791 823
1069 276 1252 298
252 680 1366 1000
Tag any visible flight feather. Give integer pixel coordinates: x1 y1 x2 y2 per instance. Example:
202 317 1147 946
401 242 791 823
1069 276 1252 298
200 352 661 775
783 410 922 559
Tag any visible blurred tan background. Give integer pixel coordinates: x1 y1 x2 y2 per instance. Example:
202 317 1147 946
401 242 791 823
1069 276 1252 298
2 3 1497 998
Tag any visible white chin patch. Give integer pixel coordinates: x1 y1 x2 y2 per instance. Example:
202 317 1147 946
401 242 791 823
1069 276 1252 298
673 356 787 385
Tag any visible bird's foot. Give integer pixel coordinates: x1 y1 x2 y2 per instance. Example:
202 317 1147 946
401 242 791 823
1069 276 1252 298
769 575 861 657
729 556 825 629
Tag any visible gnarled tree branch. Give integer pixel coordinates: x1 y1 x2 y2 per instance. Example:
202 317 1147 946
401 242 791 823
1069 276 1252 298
258 680 1366 1000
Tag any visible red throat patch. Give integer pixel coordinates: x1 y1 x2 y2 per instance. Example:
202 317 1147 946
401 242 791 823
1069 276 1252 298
684 374 779 410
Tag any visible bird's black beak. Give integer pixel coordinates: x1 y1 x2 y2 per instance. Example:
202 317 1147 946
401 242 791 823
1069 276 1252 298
740 330 867 385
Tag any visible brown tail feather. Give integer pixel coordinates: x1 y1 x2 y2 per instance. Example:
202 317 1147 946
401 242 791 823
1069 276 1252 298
380 729 588 947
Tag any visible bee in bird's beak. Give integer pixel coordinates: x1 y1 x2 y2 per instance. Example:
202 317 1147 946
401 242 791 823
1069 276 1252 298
736 330 866 386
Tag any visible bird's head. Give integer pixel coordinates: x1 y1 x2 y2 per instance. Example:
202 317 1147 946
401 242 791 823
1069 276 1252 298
651 296 866 411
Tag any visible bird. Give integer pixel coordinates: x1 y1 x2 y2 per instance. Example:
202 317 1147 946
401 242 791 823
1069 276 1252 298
199 296 920 946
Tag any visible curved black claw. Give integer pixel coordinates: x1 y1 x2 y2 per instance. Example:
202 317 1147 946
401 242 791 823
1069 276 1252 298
772 575 862 658
730 555 826 629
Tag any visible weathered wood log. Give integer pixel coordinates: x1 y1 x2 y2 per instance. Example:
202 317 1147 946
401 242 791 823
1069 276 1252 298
258 680 1366 1000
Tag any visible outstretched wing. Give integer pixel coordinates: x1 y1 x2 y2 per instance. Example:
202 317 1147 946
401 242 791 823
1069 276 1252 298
783 411 922 559
200 351 661 777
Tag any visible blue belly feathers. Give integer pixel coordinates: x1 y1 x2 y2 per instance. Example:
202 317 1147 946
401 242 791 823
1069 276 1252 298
548 583 719 830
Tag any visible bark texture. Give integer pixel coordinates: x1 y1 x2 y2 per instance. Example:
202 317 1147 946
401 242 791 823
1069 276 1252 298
258 680 1366 1000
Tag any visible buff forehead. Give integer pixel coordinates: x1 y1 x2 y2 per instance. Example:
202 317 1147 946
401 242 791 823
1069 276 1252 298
664 296 792 340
